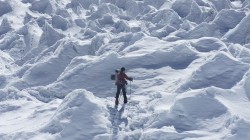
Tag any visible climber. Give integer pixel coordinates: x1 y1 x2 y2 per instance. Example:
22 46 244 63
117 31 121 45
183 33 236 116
115 67 133 106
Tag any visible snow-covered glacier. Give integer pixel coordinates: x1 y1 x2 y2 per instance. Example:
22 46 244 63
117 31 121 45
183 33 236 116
1 0 250 139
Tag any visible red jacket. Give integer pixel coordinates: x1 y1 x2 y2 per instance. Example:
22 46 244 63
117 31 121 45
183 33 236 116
116 72 131 85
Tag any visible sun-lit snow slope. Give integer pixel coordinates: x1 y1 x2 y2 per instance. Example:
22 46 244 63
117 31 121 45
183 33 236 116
1 0 250 139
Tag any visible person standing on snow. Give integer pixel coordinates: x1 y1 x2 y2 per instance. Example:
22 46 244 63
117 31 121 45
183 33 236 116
115 67 133 106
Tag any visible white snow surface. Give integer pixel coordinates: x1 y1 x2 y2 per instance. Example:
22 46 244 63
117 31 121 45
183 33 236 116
0 0 250 139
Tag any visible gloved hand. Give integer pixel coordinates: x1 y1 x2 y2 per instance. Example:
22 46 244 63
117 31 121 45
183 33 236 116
129 77 133 81
125 81 128 85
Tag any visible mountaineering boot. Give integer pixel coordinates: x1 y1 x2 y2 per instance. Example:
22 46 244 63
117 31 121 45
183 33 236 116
115 98 119 106
124 96 127 104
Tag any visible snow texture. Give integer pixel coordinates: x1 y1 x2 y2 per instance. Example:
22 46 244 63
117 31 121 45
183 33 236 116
0 1 12 17
1 0 250 139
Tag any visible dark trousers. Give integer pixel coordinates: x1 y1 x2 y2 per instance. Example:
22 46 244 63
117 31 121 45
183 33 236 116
115 84 127 100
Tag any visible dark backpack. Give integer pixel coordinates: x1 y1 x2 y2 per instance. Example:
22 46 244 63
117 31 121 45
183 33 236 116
111 69 119 80
111 74 116 80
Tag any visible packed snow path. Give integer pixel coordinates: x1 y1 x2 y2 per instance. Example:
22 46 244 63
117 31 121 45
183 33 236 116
106 97 145 140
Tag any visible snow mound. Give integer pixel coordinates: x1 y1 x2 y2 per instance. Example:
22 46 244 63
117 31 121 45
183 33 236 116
88 3 123 20
55 9 70 18
210 0 231 11
116 0 144 17
168 88 228 132
39 23 65 47
177 9 246 39
29 0 53 14
151 25 176 38
243 1 250 8
41 89 109 140
111 20 130 33
0 50 15 87
0 1 12 16
179 52 249 91
171 0 194 18
228 44 250 63
130 43 199 70
212 9 246 32
74 19 86 28
172 0 216 24
141 9 182 30
190 37 226 52
144 0 165 9
0 18 12 35
98 15 115 26
185 1 205 24
11 23 44 64
227 120 250 140
12 39 90 88
0 50 15 74
97 32 145 55
0 87 30 102
70 0 99 9
223 14 250 45
52 15 70 31
0 34 23 59
177 22 217 39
